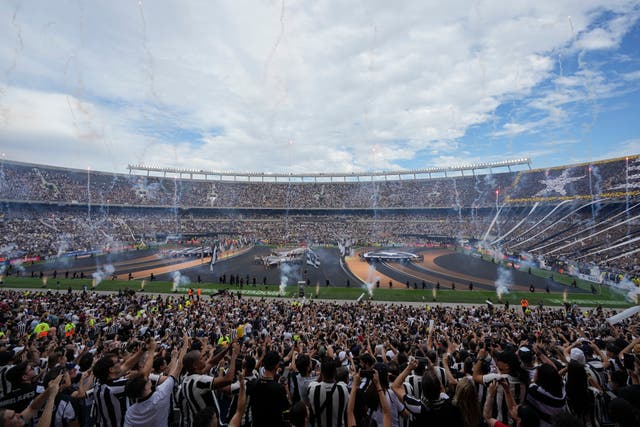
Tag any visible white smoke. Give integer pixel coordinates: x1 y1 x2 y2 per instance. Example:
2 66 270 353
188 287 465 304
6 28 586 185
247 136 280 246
279 263 295 295
56 235 72 257
92 264 115 287
0 243 17 256
12 259 26 275
496 265 513 300
363 264 379 298
611 276 640 303
172 270 190 292
518 251 538 272
0 243 25 274
490 246 505 263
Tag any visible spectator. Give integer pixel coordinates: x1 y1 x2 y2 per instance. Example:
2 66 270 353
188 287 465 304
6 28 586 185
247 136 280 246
247 350 289 427
526 364 566 427
179 341 239 425
392 359 464 424
124 336 187 426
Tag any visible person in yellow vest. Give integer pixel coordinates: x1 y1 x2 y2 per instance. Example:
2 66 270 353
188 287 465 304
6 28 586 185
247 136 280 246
34 322 50 338
64 322 75 337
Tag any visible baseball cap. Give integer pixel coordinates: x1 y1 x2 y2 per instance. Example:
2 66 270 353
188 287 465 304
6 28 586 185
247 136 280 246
569 348 586 365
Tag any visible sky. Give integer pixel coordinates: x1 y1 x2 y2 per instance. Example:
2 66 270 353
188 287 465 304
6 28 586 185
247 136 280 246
0 0 639 175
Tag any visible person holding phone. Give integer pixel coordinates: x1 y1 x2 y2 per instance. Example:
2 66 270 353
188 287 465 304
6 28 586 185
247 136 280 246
618 336 640 374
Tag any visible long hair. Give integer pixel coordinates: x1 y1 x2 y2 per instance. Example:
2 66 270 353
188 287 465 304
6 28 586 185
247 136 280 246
498 350 530 385
534 364 564 398
565 361 592 416
421 370 443 402
453 377 481 427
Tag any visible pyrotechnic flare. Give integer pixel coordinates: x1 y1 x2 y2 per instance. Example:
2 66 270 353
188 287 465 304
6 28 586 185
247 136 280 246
42 276 48 287
432 287 437 301
563 289 568 303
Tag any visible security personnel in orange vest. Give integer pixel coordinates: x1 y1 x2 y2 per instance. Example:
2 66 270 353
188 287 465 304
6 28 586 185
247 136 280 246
520 298 529 314
188 288 194 301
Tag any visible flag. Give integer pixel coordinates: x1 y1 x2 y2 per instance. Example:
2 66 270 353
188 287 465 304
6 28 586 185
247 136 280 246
306 249 320 268
210 245 217 271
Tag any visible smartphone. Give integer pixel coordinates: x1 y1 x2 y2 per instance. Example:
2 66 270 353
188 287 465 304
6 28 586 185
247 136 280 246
429 319 434 330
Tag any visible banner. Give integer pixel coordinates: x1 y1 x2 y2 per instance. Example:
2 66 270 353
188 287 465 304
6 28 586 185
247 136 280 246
607 306 640 325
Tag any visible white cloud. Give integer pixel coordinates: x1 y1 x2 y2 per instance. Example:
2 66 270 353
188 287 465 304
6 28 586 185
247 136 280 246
622 70 640 81
0 0 638 173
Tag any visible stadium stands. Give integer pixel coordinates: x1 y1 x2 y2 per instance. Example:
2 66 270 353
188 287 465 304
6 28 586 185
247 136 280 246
1 155 640 277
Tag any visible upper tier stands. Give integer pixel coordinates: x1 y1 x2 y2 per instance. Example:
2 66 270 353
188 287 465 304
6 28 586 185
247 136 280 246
1 155 639 209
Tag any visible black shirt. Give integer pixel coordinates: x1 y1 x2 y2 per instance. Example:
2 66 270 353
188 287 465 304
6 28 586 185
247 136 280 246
247 377 289 427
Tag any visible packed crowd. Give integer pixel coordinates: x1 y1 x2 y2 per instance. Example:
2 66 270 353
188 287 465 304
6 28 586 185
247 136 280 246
2 155 640 294
0 289 639 427
0 208 493 258
507 156 639 202
0 160 512 209
2 156 637 211
493 203 640 279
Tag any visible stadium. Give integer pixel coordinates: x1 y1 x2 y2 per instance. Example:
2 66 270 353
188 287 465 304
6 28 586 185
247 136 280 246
1 154 639 305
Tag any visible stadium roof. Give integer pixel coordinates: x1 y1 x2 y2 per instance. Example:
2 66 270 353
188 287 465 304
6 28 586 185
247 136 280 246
127 158 531 182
